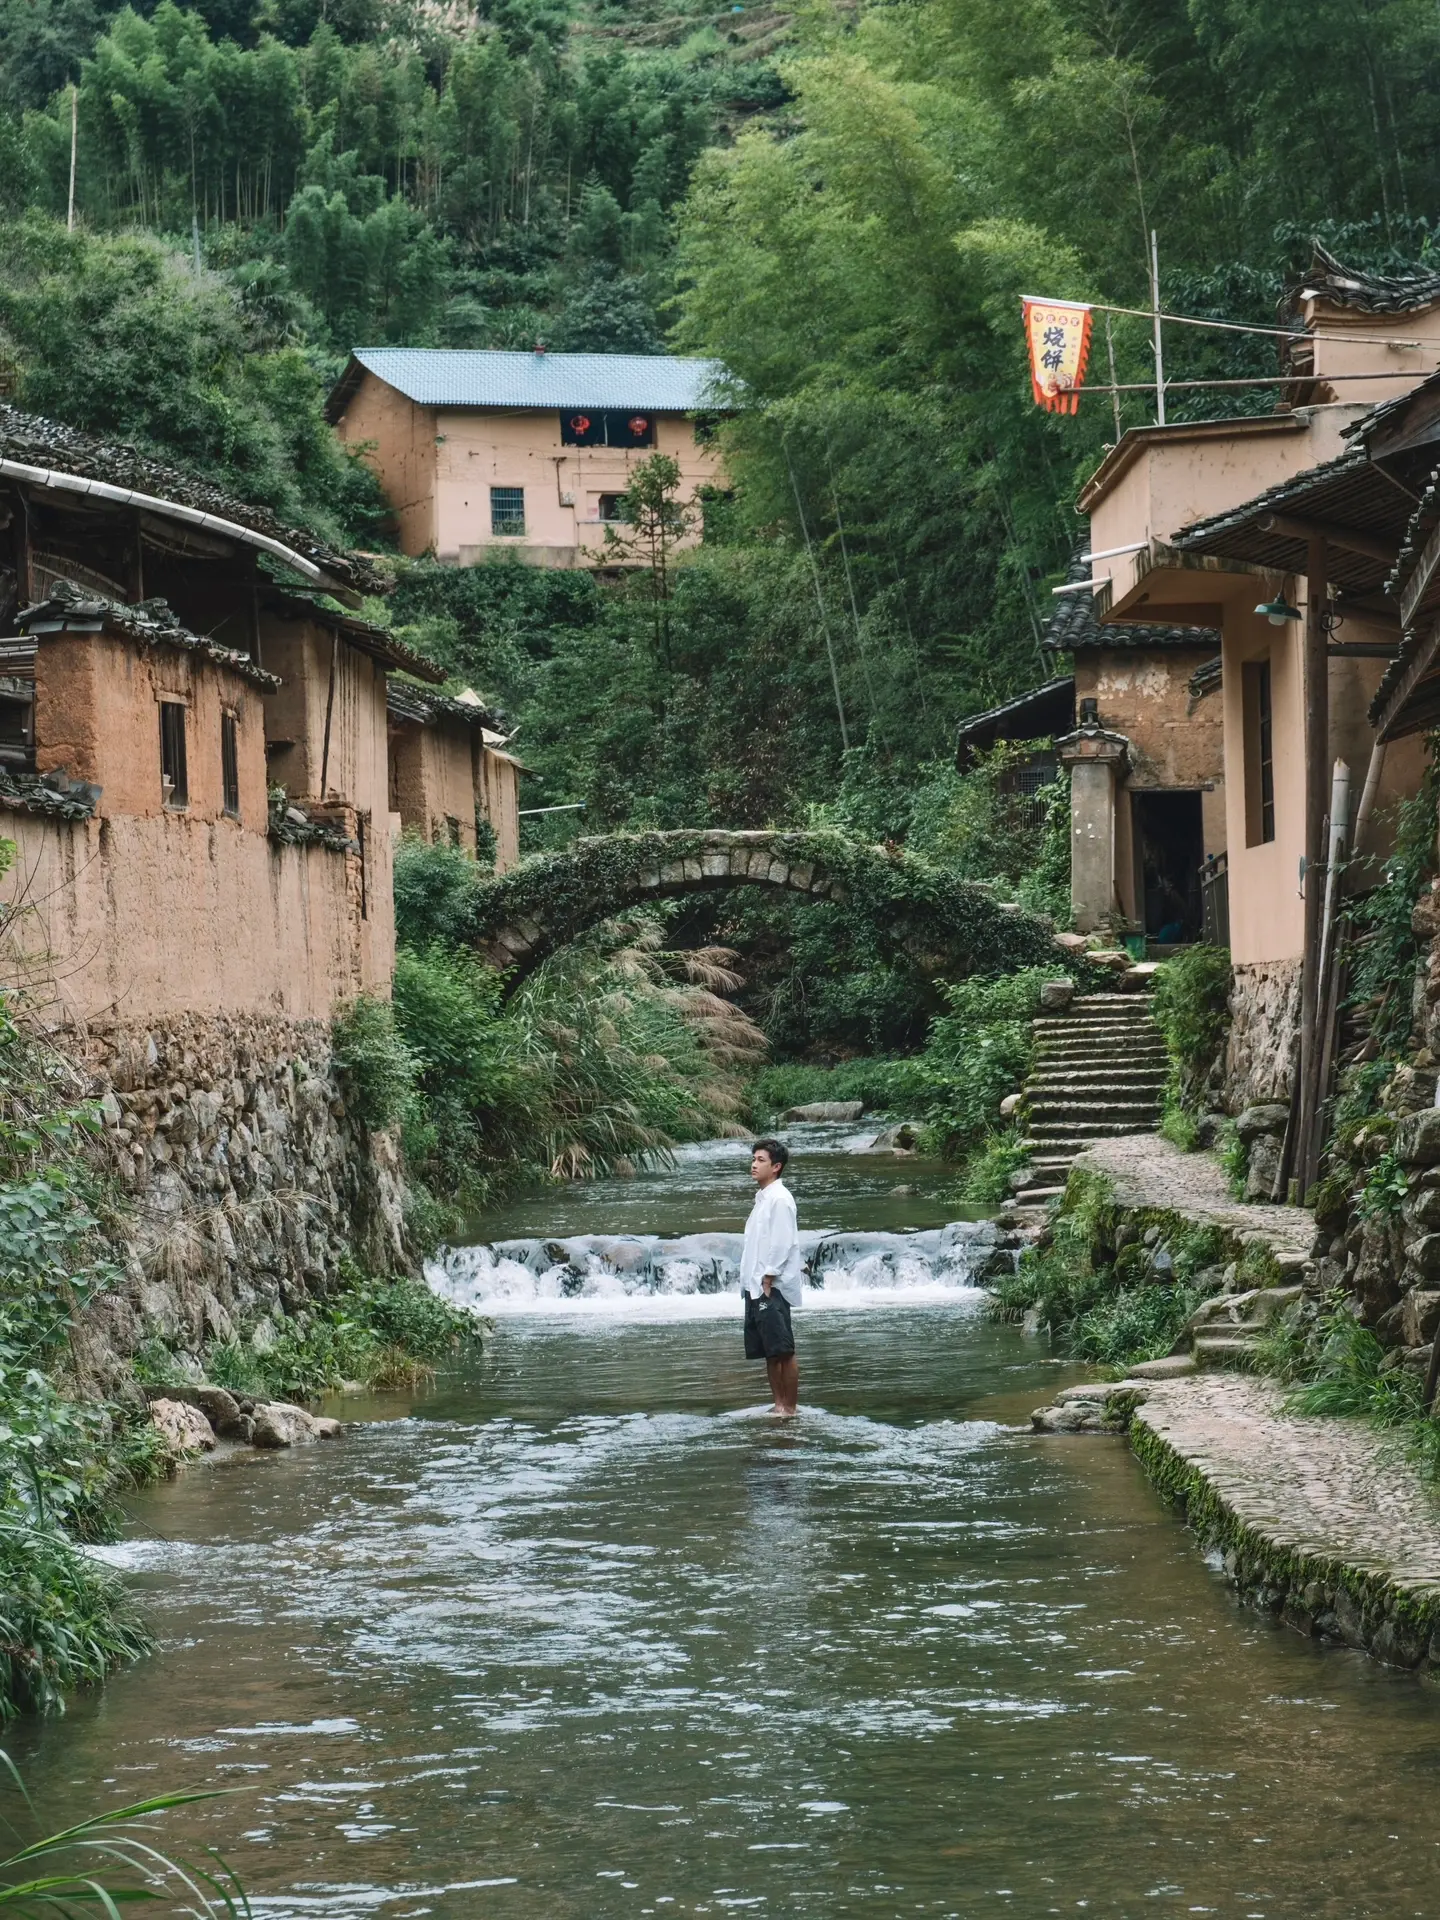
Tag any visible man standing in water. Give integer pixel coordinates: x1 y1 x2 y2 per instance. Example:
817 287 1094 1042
741 1138 802 1415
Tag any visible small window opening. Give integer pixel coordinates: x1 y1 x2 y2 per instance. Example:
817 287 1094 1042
221 712 240 817
1242 658 1275 846
160 701 188 808
490 486 526 535
598 493 628 523
560 411 656 449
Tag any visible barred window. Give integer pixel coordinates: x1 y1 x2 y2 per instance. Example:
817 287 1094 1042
221 712 240 817
491 486 526 535
160 701 188 807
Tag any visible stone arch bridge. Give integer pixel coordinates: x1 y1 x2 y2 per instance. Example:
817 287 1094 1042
469 828 1061 991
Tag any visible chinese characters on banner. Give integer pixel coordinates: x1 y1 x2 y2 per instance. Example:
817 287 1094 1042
1021 297 1094 413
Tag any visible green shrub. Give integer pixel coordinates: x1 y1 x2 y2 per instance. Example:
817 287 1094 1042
203 1270 474 1403
1151 944 1232 1119
988 1173 1230 1366
1072 1281 1200 1366
750 1057 929 1119
331 995 418 1131
917 967 1070 1163
1356 1146 1409 1221
394 833 487 950
959 1130 1031 1203
1219 1121 1248 1197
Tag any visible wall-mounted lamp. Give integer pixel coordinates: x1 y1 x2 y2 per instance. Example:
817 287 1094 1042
1254 595 1303 626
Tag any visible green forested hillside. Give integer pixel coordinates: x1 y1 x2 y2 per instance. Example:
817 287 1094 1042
3 0 1439 1048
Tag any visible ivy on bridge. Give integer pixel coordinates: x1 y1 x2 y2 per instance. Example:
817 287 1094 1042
468 828 1065 991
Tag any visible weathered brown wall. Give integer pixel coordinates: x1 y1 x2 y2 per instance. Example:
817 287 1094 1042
36 632 268 829
480 747 522 871
256 615 395 991
0 807 388 1020
335 374 438 555
389 715 484 851
1076 646 1225 924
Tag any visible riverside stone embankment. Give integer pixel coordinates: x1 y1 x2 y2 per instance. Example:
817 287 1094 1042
1027 1133 1440 1674
1039 1372 1440 1671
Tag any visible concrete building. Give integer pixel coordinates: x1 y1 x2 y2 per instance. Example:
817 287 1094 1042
387 681 526 870
1061 245 1440 1186
326 348 726 568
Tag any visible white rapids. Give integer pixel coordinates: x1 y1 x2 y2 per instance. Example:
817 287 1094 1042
426 1221 1012 1320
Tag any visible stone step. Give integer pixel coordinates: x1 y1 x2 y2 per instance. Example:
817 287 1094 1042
1125 1353 1199 1380
1193 1332 1262 1368
1032 1037 1163 1054
1012 1185 1066 1204
1027 1120 1158 1139
1033 1015 1159 1034
1028 1096 1163 1114
1032 1050 1168 1069
1028 1062 1169 1078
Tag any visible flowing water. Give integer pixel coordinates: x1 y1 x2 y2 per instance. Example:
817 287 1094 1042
11 1125 1440 1917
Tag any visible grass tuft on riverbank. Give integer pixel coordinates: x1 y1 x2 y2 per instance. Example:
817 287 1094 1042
0 985 164 1722
990 1170 1234 1367
135 1265 477 1405
1256 1293 1440 1481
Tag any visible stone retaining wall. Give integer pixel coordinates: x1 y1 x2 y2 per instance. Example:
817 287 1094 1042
1036 1374 1440 1675
1225 958 1300 1112
60 1012 409 1393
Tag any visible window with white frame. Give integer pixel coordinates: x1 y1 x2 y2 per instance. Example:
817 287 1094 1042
490 486 526 535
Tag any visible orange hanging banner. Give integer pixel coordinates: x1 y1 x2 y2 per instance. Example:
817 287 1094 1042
1021 297 1094 413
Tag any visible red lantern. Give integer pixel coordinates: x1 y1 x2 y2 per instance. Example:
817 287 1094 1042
571 414 591 436
629 416 649 437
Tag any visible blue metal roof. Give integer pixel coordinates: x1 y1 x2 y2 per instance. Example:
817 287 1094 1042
346 348 727 413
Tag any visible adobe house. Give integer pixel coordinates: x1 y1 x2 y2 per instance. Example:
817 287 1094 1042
0 405 454 1364
326 348 726 568
386 680 525 870
1041 571 1225 942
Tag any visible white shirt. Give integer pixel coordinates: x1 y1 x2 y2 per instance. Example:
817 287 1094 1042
739 1177 803 1308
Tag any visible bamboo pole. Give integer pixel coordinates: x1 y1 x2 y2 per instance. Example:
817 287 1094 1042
67 84 78 232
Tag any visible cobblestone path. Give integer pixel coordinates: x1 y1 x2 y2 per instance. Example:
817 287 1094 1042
1135 1374 1440 1601
1071 1132 1317 1264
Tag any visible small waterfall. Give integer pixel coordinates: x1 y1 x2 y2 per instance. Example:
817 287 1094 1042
427 1220 1014 1317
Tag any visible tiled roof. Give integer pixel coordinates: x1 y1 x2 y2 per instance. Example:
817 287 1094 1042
1170 447 1407 600
1293 241 1440 315
0 405 383 597
387 680 501 729
1043 550 1220 651
954 677 1074 760
262 589 446 685
20 580 280 692
330 348 726 417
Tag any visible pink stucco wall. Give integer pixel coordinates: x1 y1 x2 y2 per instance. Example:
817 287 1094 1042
334 371 724 567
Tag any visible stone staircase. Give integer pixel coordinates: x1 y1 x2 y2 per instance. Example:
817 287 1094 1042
1012 993 1169 1206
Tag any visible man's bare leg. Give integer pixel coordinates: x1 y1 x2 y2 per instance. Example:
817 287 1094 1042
767 1355 799 1416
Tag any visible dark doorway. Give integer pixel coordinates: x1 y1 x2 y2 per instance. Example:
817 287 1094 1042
1132 790 1204 942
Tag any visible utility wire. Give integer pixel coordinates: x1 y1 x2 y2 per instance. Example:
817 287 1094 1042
824 448 888 742
784 442 850 753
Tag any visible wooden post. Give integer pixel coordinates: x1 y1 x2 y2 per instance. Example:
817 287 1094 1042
318 628 339 798
1295 537 1330 1194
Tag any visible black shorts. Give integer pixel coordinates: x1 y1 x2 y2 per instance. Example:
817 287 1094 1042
743 1286 796 1361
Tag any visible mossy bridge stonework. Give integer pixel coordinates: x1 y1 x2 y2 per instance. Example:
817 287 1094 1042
469 828 1063 990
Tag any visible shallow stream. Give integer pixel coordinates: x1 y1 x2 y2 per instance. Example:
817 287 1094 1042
12 1125 1440 1916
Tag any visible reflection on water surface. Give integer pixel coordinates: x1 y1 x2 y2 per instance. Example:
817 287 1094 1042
10 1138 1440 1918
